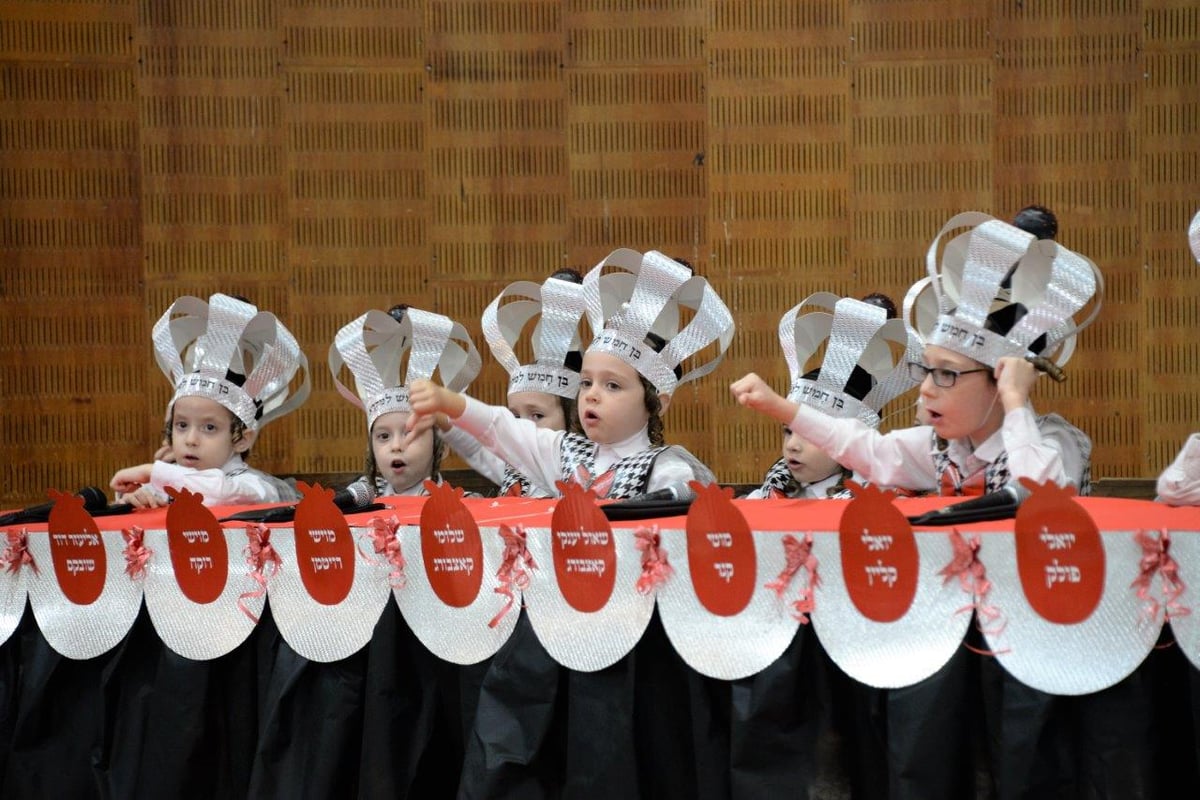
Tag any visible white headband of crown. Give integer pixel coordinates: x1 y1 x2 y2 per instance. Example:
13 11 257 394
1190 209 1200 264
904 211 1104 368
330 307 481 430
152 293 310 432
582 248 735 396
481 275 586 400
781 293 921 428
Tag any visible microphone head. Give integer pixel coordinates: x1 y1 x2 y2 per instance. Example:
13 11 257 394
78 486 109 511
345 479 375 506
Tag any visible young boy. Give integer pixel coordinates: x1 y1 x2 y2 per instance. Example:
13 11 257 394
329 304 480 497
407 248 733 499
744 292 919 499
441 268 587 497
111 293 309 508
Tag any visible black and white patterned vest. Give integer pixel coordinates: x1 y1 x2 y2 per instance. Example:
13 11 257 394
754 458 852 499
496 465 530 497
558 432 669 499
931 412 1092 497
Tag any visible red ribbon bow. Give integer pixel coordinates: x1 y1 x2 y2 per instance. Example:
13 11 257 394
121 526 152 580
238 524 281 624
2 531 38 576
489 524 538 628
359 515 407 588
634 525 673 594
764 533 820 623
938 529 1004 635
1132 529 1189 623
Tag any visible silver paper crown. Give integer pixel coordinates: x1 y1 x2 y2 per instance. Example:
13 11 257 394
904 211 1104 368
1190 209 1200 264
781 293 922 428
481 274 587 400
330 307 481 430
582 248 735 395
152 293 311 432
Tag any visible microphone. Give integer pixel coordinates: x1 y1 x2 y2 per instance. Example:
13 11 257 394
0 486 110 526
906 484 1031 526
601 482 697 521
219 480 384 523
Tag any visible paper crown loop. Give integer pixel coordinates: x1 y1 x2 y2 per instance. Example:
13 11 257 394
781 293 921 428
330 306 481 430
481 273 587 400
152 293 310 432
582 249 735 396
904 211 1103 369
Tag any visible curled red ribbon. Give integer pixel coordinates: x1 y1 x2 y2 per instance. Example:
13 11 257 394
121 526 152 580
938 529 1004 636
634 525 673 594
238 524 281 624
489 524 538 628
764 533 820 624
2 530 38 576
1132 529 1189 623
358 515 407 588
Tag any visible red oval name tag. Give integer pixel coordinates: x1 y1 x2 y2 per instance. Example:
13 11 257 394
46 490 106 605
1014 480 1104 624
420 482 484 608
686 484 755 617
293 483 356 605
551 482 616 613
839 482 918 623
164 488 228 604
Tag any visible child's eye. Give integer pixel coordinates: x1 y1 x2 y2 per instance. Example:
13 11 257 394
579 379 592 388
530 412 544 421
782 426 792 435
606 381 621 391
204 423 218 433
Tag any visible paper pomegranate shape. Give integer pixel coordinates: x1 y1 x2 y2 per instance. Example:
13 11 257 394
686 482 756 616
551 480 617 613
1013 478 1103 624
419 479 484 608
164 486 228 604
292 481 356 605
838 481 918 622
46 488 107 605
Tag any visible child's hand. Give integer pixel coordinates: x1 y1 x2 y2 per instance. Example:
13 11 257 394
110 464 153 496
123 485 168 510
407 379 466 430
731 373 797 424
994 356 1038 412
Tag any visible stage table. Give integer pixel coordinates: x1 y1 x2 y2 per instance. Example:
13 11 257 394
1 486 1198 799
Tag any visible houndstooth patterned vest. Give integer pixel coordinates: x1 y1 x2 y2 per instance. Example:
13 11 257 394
558 432 669 499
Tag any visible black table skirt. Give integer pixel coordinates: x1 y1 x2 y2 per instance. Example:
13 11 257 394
2 601 1197 800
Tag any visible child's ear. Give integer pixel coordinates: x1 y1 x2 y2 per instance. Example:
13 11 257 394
657 392 672 416
234 428 257 454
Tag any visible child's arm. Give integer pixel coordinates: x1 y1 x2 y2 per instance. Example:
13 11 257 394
149 461 282 506
111 464 169 508
1157 434 1200 505
409 379 563 495
730 373 800 425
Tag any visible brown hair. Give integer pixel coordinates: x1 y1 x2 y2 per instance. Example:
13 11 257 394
363 427 444 486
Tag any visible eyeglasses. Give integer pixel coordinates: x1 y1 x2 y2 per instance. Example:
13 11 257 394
907 361 991 388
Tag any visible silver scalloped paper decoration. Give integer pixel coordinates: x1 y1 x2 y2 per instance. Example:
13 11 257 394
810 531 972 689
26 531 142 660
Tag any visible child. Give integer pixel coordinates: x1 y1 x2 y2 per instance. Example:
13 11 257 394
110 293 310 508
441 268 587 497
329 304 480 497
408 248 734 499
735 211 1106 799
733 212 1100 495
744 292 920 499
1156 209 1200 504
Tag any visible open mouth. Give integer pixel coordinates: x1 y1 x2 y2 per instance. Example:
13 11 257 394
582 410 600 425
390 459 407 471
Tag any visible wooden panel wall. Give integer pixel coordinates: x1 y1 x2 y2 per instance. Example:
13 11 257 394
1 0 1197 505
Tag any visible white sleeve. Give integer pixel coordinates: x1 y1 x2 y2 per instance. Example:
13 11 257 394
1003 408 1089 490
150 460 281 505
643 446 716 494
442 425 509 486
1157 434 1200 505
455 396 565 495
787 405 939 492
